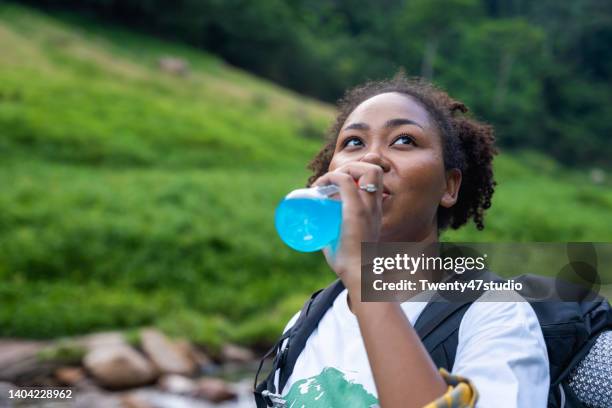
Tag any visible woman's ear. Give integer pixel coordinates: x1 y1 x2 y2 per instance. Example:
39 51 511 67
440 169 462 208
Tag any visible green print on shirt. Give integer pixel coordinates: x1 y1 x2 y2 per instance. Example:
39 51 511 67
284 366 379 408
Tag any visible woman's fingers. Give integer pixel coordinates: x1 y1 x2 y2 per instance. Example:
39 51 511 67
312 163 385 281
315 162 383 216
312 171 362 216
313 162 383 233
349 163 384 216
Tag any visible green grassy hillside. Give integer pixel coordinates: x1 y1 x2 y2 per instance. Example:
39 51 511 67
0 5 610 348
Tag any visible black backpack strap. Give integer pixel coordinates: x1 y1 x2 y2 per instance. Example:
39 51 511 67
414 301 471 340
253 279 345 406
278 279 345 392
414 270 502 370
254 339 284 407
414 301 472 370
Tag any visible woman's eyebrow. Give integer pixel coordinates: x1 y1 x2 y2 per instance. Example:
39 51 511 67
342 118 424 132
384 118 424 129
343 122 369 131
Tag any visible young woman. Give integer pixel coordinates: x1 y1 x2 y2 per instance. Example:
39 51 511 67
272 75 549 408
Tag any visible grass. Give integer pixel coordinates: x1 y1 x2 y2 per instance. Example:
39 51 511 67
0 4 611 348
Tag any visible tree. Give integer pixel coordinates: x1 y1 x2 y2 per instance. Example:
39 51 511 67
393 0 482 79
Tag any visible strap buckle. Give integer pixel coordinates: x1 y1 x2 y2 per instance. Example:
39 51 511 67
261 390 287 407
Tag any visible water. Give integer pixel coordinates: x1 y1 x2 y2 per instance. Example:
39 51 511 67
275 197 342 252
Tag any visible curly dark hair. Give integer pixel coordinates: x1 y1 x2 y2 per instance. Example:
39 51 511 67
306 74 498 231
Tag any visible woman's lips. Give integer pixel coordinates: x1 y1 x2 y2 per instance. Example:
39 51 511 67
382 184 391 199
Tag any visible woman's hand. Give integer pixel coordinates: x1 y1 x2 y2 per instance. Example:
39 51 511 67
311 162 384 294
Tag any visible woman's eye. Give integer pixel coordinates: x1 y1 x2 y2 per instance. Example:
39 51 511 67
392 134 415 146
343 137 364 148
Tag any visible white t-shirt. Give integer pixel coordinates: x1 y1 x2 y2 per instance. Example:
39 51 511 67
275 289 549 408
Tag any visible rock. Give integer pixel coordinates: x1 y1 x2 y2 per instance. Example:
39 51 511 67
73 377 103 392
174 340 212 371
220 344 254 364
158 374 196 394
158 57 189 76
55 366 101 392
140 329 196 376
79 332 127 352
123 389 216 408
590 168 605 184
120 393 155 408
73 390 124 408
194 377 237 403
0 382 16 407
83 345 157 389
0 339 55 382
55 366 85 385
200 362 221 377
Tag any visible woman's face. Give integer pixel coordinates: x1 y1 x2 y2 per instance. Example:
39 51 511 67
328 92 461 241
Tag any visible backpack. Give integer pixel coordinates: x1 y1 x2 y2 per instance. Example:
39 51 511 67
254 274 612 408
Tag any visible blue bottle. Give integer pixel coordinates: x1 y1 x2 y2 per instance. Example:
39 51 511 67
275 185 342 252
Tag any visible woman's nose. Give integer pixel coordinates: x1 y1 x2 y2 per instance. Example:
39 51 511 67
360 152 390 172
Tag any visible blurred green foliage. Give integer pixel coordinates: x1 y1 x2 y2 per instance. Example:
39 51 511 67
15 0 612 166
0 5 610 347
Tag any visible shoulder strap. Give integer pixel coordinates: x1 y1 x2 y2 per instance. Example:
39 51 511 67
414 269 502 369
278 279 345 392
253 279 344 406
414 301 472 340
413 301 472 370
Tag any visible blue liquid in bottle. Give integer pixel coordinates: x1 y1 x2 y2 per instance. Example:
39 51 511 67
275 187 342 252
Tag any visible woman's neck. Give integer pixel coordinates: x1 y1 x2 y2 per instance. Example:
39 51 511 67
380 224 439 245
